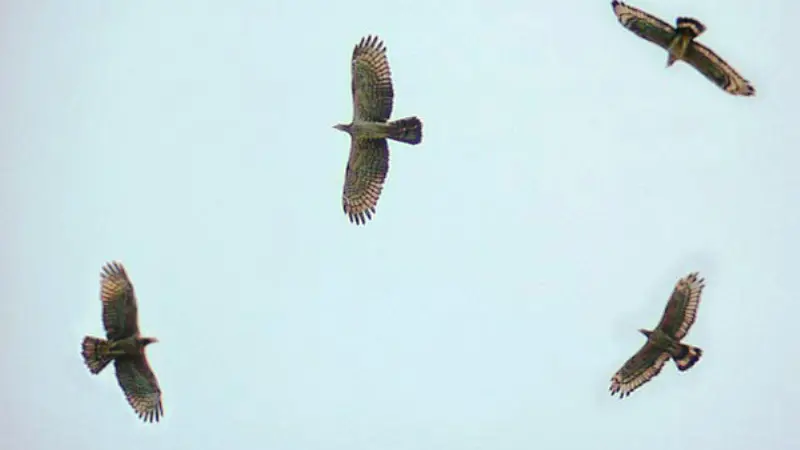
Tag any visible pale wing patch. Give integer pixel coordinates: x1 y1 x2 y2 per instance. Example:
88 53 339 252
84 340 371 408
351 35 394 122
610 343 671 398
342 138 390 225
684 41 756 96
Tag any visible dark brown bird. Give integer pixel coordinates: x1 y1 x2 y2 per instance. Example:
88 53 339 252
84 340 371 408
81 261 164 422
334 35 423 225
611 1 755 96
610 272 705 398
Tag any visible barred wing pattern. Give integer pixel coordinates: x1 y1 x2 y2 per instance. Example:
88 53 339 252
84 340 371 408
101 261 140 340
684 42 756 96
115 358 164 423
612 1 675 50
351 35 394 123
609 342 671 398
655 272 705 341
343 138 389 225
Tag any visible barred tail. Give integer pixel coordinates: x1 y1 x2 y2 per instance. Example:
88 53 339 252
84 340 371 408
387 116 423 145
676 17 706 38
82 336 113 374
673 343 702 371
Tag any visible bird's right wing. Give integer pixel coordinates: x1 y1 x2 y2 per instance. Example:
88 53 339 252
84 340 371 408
655 272 705 341
114 357 163 423
342 137 389 225
100 261 140 340
611 1 676 50
609 341 671 398
350 35 394 123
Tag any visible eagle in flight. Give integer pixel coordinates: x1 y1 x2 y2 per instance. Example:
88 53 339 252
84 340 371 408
610 272 705 398
81 261 164 422
334 35 423 225
611 1 755 96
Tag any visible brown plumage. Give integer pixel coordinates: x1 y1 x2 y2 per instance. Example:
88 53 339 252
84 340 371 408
334 35 423 225
611 1 755 96
81 261 163 422
610 272 705 398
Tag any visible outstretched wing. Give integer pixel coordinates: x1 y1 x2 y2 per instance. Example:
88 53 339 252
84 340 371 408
654 272 705 341
611 1 675 50
351 35 394 123
683 41 756 96
342 137 389 225
100 261 139 340
114 356 163 423
610 342 671 398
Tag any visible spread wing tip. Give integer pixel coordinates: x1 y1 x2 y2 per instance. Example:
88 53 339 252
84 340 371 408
101 260 126 278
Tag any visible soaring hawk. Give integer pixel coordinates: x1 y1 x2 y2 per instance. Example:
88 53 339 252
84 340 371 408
610 272 705 398
333 35 423 225
611 1 755 96
81 261 164 422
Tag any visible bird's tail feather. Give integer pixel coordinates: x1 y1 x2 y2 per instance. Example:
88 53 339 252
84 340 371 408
82 336 113 374
387 116 423 145
673 343 702 371
676 17 706 38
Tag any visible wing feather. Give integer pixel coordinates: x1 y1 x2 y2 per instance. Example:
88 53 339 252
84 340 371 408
683 41 756 96
611 1 676 50
342 138 389 225
610 342 671 398
351 35 394 123
100 261 139 340
655 272 705 341
114 357 163 423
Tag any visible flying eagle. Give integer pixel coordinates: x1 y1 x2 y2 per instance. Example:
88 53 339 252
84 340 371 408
81 261 164 422
333 35 423 225
611 1 755 96
610 272 705 398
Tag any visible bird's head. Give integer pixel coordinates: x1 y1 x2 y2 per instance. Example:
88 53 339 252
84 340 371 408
638 329 652 338
333 123 349 133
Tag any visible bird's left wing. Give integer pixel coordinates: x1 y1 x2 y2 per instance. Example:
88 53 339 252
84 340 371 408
114 357 163 423
655 272 705 341
351 35 394 123
610 342 671 398
683 41 755 96
100 261 140 340
611 1 675 50
342 137 389 225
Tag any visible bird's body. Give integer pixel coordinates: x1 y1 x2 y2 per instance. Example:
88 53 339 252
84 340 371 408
610 272 706 398
81 261 163 423
611 1 755 96
666 18 706 66
334 35 423 225
666 35 691 67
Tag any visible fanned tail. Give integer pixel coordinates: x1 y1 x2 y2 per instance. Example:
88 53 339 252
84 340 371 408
387 116 423 145
676 17 706 38
82 336 113 374
673 343 702 371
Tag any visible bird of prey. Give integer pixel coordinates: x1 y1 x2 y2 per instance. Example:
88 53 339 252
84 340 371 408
611 1 755 96
81 261 163 422
610 272 705 398
333 35 423 225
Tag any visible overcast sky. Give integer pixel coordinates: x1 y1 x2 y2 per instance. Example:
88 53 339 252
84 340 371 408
1 0 797 449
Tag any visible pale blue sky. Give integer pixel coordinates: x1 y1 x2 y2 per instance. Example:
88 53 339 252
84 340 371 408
2 0 798 449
